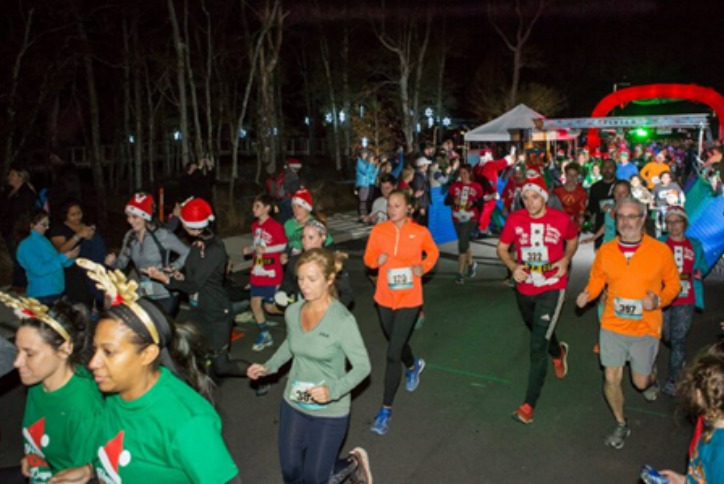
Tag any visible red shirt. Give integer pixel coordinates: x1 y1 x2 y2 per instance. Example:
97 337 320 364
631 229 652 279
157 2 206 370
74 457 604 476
499 208 578 296
552 184 588 232
502 179 524 212
448 181 484 222
250 217 287 286
664 237 696 306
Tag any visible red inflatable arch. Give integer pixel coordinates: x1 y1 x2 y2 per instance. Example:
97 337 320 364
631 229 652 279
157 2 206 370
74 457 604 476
587 83 724 149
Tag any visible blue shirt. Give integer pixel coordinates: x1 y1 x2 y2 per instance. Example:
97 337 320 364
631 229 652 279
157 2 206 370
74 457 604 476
616 162 638 181
687 427 724 483
16 230 74 298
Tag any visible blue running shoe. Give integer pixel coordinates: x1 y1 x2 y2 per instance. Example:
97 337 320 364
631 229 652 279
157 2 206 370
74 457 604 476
370 407 392 435
405 358 425 392
252 332 273 352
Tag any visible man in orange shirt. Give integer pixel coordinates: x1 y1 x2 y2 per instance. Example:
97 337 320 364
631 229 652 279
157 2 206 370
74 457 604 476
640 151 671 189
576 197 680 450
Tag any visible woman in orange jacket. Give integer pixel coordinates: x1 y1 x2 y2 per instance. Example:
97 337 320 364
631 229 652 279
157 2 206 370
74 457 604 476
363 189 440 435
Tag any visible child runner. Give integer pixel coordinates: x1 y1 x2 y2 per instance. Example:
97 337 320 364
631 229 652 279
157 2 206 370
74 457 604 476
445 164 483 284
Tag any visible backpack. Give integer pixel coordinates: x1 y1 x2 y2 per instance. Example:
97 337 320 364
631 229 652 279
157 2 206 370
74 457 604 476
265 170 287 200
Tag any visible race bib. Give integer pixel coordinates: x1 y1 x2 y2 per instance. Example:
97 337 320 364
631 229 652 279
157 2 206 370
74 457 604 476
598 199 613 211
387 267 414 290
679 280 691 298
189 293 199 307
521 246 550 266
289 380 325 410
614 297 643 320
140 280 155 297
652 176 660 185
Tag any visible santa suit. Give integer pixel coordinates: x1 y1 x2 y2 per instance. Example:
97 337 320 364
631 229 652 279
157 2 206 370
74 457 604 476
473 153 514 231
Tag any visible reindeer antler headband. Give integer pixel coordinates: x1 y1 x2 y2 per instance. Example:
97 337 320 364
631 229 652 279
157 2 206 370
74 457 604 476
0 292 70 343
76 258 160 345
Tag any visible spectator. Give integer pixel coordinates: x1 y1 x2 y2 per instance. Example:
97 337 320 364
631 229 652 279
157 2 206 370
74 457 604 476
279 158 302 224
1 162 38 289
355 150 376 222
411 157 432 226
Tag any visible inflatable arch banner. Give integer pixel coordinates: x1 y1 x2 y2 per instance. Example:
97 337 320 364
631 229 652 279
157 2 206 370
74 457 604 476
587 84 724 149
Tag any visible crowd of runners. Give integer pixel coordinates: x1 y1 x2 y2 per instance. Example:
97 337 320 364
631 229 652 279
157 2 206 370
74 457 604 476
1 137 724 483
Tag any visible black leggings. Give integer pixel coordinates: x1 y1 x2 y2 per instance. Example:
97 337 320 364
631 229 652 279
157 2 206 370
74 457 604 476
0 466 26 484
211 353 250 377
378 305 420 406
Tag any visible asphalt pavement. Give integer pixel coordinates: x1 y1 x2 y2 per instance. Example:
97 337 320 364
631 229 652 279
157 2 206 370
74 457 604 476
1 220 723 483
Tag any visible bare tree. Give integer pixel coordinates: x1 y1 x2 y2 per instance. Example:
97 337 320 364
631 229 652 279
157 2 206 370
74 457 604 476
488 0 551 109
371 1 434 151
167 0 190 167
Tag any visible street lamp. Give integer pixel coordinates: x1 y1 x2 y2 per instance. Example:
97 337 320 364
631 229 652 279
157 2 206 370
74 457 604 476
362 137 368 148
442 117 451 127
173 130 183 141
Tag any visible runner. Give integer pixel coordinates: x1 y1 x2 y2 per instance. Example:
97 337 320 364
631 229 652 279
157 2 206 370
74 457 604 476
552 162 588 233
445 164 484 284
616 150 638 181
105 193 189 317
52 259 240 483
363 174 396 226
659 206 709 396
0 295 103 484
659 351 724 483
473 147 516 237
244 194 287 351
145 198 250 377
364 189 439 435
581 180 631 245
576 197 681 449
497 172 578 425
247 248 372 484
640 151 670 189
586 158 617 249
284 188 333 255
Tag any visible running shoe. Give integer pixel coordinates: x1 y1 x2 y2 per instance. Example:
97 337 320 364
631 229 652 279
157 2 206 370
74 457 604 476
405 358 425 392
454 273 464 285
235 311 254 324
255 382 271 397
511 403 534 425
348 447 373 484
662 380 676 397
605 421 631 449
370 408 392 435
642 380 660 402
552 342 569 379
467 261 478 278
252 332 273 352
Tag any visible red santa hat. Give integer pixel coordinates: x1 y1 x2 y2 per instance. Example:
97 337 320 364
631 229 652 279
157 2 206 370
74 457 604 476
665 205 687 221
288 158 302 170
23 418 49 457
179 198 215 229
292 188 313 212
98 431 132 484
480 148 494 162
521 173 548 201
125 193 154 221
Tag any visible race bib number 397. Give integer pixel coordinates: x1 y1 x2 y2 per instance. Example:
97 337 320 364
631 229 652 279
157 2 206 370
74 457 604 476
614 297 643 320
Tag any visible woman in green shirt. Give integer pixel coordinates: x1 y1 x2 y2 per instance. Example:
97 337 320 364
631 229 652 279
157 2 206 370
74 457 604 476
0 295 103 484
51 259 240 484
248 248 373 484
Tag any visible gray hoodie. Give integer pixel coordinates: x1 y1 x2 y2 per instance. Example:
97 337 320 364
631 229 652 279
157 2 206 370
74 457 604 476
112 227 190 299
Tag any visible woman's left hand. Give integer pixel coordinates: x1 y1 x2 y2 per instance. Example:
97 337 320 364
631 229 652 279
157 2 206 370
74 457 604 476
307 385 331 404
142 267 170 284
412 265 424 277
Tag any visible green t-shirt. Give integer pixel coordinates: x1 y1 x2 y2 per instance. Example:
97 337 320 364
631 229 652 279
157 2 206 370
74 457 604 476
264 299 371 418
22 367 104 483
93 367 238 484
283 217 333 254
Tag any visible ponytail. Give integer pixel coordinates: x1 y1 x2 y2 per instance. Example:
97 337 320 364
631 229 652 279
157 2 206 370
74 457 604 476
168 322 217 403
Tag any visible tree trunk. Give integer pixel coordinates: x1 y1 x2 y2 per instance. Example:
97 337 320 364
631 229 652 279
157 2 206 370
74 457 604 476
133 27 144 190
167 0 190 168
183 0 204 161
77 19 108 228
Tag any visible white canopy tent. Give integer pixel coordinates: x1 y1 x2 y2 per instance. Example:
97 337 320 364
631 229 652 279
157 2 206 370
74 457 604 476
464 104 578 142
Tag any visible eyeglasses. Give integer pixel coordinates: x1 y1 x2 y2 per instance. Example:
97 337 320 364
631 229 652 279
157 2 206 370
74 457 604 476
615 214 644 222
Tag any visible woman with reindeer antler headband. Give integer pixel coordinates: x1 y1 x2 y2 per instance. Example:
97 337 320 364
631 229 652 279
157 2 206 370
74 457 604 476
50 259 240 484
0 294 103 483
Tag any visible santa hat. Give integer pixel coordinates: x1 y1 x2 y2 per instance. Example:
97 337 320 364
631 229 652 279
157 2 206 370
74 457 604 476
98 431 131 484
23 418 49 457
125 193 154 221
415 157 432 167
179 198 215 229
521 173 548 201
292 188 313 212
480 149 494 162
288 158 302 170
665 205 688 222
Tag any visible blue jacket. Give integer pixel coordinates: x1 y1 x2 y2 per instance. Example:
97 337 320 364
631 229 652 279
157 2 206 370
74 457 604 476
16 231 74 298
390 152 404 180
355 158 377 187
616 162 639 181
658 235 709 310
